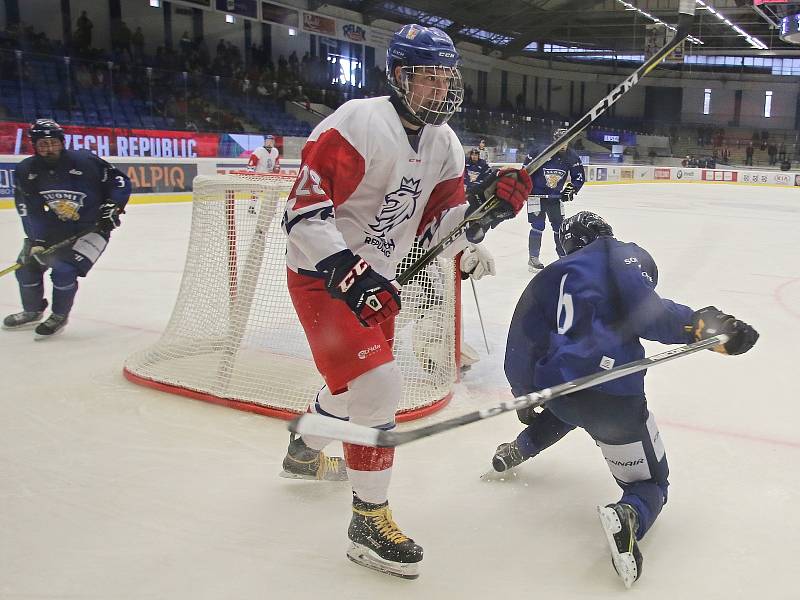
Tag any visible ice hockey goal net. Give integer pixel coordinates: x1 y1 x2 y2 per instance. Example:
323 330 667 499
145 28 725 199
123 172 461 421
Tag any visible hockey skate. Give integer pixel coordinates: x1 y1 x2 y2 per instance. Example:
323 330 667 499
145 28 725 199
597 503 643 589
280 434 347 481
34 313 68 338
347 496 423 579
528 256 544 272
492 440 528 472
2 309 45 330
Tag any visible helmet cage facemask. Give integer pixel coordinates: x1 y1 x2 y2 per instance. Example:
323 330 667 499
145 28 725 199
390 63 463 127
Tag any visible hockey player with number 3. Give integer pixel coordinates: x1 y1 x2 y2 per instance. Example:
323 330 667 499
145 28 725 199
280 24 531 579
494 211 758 588
3 119 131 337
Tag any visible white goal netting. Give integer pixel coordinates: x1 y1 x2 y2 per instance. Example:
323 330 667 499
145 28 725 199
124 173 460 420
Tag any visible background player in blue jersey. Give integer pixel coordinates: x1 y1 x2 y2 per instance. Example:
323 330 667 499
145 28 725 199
526 127 585 271
464 148 490 193
494 211 758 588
3 119 131 337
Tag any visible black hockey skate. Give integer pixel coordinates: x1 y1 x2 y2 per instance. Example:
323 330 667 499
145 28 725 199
3 309 45 330
597 503 643 589
492 440 528 472
528 256 544 272
347 495 423 579
280 434 347 481
34 313 68 338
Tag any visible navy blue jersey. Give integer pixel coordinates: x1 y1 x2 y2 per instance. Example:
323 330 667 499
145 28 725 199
14 149 131 242
526 147 585 198
504 237 694 397
464 157 490 190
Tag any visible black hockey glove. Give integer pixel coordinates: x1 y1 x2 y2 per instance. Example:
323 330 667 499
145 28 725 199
561 182 576 202
96 202 124 233
465 168 532 243
317 249 401 328
689 306 759 356
18 238 49 268
517 404 547 425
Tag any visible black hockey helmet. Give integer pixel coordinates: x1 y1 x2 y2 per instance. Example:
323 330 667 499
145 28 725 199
559 211 613 255
29 119 65 144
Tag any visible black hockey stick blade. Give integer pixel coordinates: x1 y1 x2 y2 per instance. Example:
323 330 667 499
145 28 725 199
396 0 697 287
288 333 727 448
0 226 100 278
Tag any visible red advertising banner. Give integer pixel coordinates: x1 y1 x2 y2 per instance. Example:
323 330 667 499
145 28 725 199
0 122 221 158
303 12 336 35
654 168 671 179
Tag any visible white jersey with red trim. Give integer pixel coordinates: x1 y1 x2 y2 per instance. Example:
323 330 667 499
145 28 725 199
249 145 280 173
283 96 469 280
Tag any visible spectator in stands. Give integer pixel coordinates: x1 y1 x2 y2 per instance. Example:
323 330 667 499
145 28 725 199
768 143 778 166
478 138 489 162
132 27 145 60
74 11 92 53
745 142 754 166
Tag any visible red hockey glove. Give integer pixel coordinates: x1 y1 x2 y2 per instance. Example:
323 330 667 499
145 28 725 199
494 167 532 215
466 168 532 243
318 250 401 327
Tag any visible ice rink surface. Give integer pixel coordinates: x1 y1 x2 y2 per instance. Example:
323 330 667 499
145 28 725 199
1 183 798 599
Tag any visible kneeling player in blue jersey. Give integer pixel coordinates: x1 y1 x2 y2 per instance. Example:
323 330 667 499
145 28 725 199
494 211 758 588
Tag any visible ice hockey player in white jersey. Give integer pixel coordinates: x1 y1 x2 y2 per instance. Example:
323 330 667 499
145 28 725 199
247 134 280 173
280 23 532 579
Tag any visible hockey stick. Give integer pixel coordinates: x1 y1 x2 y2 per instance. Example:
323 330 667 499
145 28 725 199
470 278 490 354
0 227 99 278
396 0 696 287
288 333 728 447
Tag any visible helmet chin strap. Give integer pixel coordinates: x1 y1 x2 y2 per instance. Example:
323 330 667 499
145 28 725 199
389 92 424 130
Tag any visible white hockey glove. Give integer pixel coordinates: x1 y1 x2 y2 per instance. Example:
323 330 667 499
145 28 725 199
460 244 496 281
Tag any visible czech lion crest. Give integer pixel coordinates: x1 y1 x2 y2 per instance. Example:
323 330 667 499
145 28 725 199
368 177 421 237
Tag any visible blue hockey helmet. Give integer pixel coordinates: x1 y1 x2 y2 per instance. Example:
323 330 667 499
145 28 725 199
559 211 613 255
386 24 463 126
29 118 65 144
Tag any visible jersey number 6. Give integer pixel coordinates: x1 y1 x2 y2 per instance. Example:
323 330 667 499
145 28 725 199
557 273 574 335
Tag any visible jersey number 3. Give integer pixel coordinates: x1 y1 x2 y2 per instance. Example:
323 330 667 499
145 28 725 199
557 273 574 334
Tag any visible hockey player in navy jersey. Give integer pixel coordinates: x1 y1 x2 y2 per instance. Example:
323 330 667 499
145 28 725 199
526 128 585 271
464 148 490 193
494 211 758 588
3 119 131 337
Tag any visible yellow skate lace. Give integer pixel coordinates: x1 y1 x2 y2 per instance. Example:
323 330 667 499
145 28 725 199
354 506 410 544
316 453 345 480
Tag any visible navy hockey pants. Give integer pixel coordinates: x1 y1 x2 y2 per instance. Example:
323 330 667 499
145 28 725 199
15 232 107 316
528 197 565 258
515 389 669 540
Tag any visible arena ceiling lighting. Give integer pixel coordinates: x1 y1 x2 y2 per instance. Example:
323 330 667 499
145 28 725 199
616 0 767 50
695 0 769 49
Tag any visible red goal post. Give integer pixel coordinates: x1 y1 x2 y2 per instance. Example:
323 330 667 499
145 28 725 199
123 171 461 421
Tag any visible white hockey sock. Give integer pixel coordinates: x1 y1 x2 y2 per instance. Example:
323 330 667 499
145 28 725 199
348 467 393 505
301 386 350 451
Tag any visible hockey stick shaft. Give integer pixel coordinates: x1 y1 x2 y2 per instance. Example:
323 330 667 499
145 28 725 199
0 227 99 278
470 278 490 354
396 0 696 287
288 333 728 447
